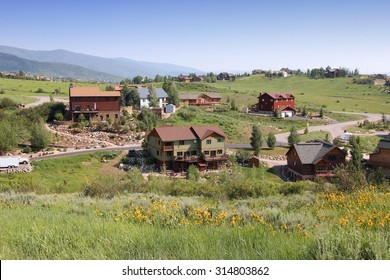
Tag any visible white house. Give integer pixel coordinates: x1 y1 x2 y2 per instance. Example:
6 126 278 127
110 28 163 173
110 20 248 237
138 88 168 108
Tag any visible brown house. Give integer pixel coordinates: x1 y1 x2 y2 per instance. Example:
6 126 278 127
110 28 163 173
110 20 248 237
69 86 120 122
217 72 235 81
257 92 295 117
148 125 228 172
286 140 346 180
367 139 390 178
180 93 222 106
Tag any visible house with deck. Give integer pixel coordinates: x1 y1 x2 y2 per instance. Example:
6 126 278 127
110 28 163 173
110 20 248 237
69 86 120 122
179 93 222 106
147 125 228 172
217 72 235 81
286 140 346 181
367 139 390 178
257 92 296 117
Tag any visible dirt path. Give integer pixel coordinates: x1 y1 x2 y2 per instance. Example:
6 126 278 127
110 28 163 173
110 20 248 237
24 96 68 108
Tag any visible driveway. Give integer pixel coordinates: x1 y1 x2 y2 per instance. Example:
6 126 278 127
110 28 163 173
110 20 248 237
24 96 68 108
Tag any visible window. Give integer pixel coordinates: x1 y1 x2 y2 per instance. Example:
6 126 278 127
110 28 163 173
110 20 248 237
206 140 212 145
157 140 161 145
115 114 118 119
217 138 223 143
179 140 185 145
166 151 172 157
204 151 210 155
327 154 337 161
156 150 160 156
217 150 223 154
177 152 183 157
191 150 197 156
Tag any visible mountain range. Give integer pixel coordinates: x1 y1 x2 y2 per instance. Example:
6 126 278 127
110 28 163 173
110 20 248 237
0 45 203 81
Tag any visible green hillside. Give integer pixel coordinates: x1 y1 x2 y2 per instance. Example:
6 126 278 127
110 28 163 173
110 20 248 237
178 75 390 114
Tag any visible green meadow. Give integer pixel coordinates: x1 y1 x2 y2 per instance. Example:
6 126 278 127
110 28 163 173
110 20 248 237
179 75 390 114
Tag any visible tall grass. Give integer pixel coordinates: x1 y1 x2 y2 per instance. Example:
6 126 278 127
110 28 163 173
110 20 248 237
1 189 389 260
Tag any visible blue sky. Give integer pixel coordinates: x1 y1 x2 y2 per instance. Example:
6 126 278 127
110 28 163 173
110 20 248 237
1 0 389 73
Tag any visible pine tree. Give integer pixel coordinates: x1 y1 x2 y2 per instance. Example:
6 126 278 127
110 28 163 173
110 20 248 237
250 125 262 156
349 136 363 171
319 106 324 118
288 127 300 147
266 132 276 150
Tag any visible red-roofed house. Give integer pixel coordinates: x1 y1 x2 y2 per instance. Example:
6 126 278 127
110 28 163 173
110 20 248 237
257 92 296 117
69 85 121 122
147 125 228 171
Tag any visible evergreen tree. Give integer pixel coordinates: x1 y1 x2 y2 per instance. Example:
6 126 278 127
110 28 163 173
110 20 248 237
319 106 324 117
349 136 363 171
162 80 179 106
147 84 158 107
288 127 300 146
250 125 262 156
302 105 307 117
266 132 276 150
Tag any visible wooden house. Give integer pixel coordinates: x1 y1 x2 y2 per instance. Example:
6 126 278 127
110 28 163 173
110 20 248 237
367 139 390 178
257 92 295 117
286 140 346 180
217 72 235 81
179 93 222 106
69 86 120 122
147 125 228 172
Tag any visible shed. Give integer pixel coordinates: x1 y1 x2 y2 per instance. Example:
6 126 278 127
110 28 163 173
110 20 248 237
165 104 176 113
248 156 262 167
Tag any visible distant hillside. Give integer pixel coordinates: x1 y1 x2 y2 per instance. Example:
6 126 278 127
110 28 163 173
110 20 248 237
0 52 122 81
0 46 204 78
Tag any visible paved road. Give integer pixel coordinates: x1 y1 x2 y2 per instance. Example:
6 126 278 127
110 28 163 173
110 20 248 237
275 112 385 145
24 96 68 108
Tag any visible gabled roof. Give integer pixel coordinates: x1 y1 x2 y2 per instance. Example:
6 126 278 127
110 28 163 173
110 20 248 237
150 125 225 142
151 126 197 142
377 139 390 150
191 126 225 140
138 88 168 99
180 93 222 100
259 92 295 99
287 140 340 164
279 105 296 112
69 87 120 97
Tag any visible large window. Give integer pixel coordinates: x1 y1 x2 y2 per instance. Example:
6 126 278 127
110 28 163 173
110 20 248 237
217 138 223 143
206 140 211 145
177 152 183 157
179 140 185 145
217 150 223 154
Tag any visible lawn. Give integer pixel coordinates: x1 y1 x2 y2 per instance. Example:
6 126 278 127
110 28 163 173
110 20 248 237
0 78 105 105
163 106 327 144
0 151 123 193
177 76 390 114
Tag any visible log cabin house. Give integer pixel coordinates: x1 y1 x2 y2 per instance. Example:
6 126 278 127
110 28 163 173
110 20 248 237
286 140 346 181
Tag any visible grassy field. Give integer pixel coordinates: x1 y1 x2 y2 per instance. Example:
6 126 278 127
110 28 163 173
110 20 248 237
0 152 124 193
178 76 390 114
1 189 389 259
0 78 104 104
163 106 327 144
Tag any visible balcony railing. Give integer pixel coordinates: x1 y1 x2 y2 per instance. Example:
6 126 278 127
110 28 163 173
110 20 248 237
204 154 229 161
174 155 200 162
162 145 174 151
